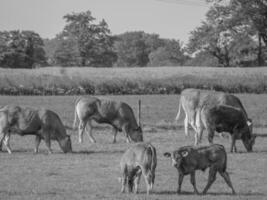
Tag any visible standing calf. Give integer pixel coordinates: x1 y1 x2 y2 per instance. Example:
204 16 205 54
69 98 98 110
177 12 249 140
120 142 157 194
164 144 235 195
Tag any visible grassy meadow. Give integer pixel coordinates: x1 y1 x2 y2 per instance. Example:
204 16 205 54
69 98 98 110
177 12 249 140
0 94 267 200
0 66 267 95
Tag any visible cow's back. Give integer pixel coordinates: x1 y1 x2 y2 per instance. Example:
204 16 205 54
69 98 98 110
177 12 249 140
121 143 155 169
76 96 99 121
184 144 227 172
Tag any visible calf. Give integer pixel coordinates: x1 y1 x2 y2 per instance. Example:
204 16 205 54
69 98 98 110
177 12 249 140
120 142 157 194
164 144 235 195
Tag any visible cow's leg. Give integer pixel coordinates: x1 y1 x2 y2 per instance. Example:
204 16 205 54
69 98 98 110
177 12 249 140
85 120 96 143
3 133 12 154
0 128 7 152
202 167 217 194
133 169 142 194
121 167 127 193
190 171 199 194
207 128 215 144
184 114 189 136
195 111 203 145
177 173 184 194
42 130 52 154
34 135 42 153
78 120 86 144
219 171 236 194
230 135 237 153
111 127 118 143
122 124 130 143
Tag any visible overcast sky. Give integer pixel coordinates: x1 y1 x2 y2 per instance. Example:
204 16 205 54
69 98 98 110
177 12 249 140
0 0 209 43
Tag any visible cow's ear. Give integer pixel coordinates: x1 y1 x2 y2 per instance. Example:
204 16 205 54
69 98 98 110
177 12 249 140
247 119 252 126
181 151 188 157
163 152 171 158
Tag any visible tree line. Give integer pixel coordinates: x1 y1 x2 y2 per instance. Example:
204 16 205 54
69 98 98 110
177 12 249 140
0 0 266 68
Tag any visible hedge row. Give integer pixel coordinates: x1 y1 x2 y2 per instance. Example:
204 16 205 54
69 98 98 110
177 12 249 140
0 75 266 95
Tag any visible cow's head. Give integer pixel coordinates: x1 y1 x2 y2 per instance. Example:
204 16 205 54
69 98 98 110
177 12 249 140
164 150 188 168
234 122 256 152
129 126 143 142
242 134 256 152
59 135 72 153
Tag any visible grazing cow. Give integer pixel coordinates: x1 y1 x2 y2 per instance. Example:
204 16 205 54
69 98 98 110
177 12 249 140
175 88 253 145
73 96 143 144
120 142 157 194
196 104 256 152
164 144 235 195
0 105 72 154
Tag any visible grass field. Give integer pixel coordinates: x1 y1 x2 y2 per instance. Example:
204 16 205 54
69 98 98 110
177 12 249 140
0 94 267 200
0 66 267 94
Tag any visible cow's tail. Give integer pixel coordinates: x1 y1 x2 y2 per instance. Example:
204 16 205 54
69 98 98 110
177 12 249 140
72 97 82 129
222 146 227 172
146 143 157 174
175 96 183 121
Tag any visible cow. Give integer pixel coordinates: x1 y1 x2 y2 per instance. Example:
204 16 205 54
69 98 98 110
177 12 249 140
195 104 256 152
164 144 235 195
175 88 253 145
0 105 72 154
119 142 157 195
72 96 143 144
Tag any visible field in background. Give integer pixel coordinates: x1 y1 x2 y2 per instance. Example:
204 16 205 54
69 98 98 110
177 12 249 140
0 94 266 200
0 66 267 95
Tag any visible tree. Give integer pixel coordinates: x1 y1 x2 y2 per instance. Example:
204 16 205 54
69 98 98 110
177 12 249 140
61 11 116 67
148 39 187 66
53 34 81 66
114 32 164 67
187 3 258 67
206 0 267 65
0 30 46 68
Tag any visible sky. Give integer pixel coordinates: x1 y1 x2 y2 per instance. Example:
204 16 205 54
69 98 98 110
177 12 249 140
0 0 209 43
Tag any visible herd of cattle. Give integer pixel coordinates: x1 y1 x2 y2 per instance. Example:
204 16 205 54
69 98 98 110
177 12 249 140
0 88 258 195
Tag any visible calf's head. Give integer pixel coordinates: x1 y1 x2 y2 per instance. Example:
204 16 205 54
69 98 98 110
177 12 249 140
163 150 188 168
129 126 143 142
59 135 72 153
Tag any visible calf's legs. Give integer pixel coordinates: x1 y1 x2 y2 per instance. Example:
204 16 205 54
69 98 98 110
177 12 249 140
219 171 236 194
202 167 217 194
190 171 199 194
177 173 184 194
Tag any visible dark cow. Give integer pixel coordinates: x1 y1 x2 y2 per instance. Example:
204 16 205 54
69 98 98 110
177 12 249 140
0 105 72 154
73 96 143 143
175 88 253 145
196 104 256 152
164 144 235 195
120 142 157 194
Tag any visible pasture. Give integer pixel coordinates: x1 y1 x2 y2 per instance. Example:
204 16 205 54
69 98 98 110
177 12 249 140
0 94 267 200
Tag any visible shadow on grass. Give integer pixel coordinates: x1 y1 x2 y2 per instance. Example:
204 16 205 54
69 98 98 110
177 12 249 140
72 149 125 155
154 190 265 196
